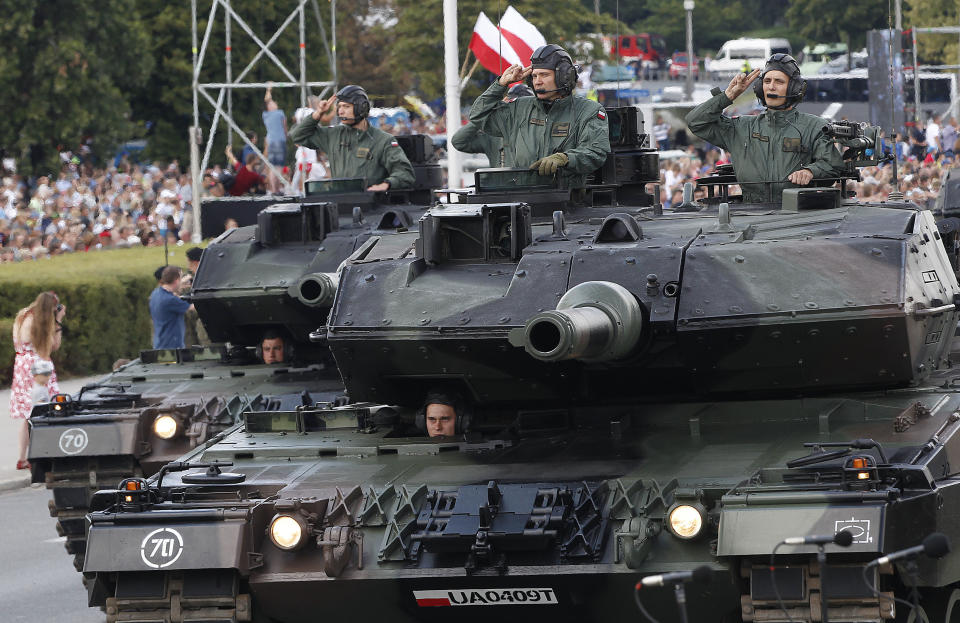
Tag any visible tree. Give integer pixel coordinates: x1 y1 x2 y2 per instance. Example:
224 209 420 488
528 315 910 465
906 0 960 66
0 1 152 175
629 0 791 59
785 0 889 70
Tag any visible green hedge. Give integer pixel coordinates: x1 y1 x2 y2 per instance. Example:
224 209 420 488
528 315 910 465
0 246 192 386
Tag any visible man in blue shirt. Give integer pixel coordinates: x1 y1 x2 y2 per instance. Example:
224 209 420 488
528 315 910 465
149 265 194 349
263 84 287 193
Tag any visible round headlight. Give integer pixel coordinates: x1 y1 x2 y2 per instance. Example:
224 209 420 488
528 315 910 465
153 414 179 440
270 515 306 551
668 504 705 540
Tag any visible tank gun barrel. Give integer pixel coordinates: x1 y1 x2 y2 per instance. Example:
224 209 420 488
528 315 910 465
514 281 644 363
291 272 340 308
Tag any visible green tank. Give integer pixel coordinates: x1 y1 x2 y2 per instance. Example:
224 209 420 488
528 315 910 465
28 135 440 574
81 112 960 622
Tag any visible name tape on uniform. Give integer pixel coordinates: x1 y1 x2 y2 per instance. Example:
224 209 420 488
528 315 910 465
414 588 558 607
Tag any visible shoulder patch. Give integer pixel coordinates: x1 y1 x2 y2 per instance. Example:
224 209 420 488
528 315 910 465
390 140 399 147
597 110 606 120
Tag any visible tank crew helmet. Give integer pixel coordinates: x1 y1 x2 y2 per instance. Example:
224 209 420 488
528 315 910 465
753 53 806 110
335 85 371 122
528 44 580 96
506 83 534 100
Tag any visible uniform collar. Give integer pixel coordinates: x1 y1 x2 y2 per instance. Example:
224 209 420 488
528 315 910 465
535 94 570 114
763 106 799 127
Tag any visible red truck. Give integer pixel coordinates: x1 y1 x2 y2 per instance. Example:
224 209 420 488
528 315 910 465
607 33 668 77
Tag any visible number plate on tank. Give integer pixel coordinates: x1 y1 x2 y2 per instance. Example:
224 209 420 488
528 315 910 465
414 588 558 606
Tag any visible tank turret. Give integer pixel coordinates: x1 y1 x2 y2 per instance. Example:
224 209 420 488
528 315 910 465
327 123 960 406
191 201 346 351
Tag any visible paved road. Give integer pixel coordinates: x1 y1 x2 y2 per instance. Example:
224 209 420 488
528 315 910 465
0 486 105 622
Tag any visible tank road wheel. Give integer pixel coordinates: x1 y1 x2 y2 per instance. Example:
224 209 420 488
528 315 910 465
909 587 960 623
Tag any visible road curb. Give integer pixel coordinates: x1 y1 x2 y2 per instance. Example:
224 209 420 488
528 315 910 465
0 476 30 493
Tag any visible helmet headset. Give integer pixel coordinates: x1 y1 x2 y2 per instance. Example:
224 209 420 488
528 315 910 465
415 390 471 435
527 45 579 96
753 53 806 110
335 85 371 123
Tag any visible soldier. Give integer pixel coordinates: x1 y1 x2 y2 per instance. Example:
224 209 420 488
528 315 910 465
288 85 415 192
468 44 611 188
420 389 469 438
451 83 534 168
685 53 844 203
259 330 286 365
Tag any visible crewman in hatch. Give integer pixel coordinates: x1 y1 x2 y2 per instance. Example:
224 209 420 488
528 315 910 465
685 53 844 202
467 44 611 189
419 389 470 438
288 85 415 192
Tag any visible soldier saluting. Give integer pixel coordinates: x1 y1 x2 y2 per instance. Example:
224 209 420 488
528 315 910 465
468 44 611 188
288 85 415 192
686 53 844 202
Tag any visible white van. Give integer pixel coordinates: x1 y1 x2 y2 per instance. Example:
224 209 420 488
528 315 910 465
707 38 792 78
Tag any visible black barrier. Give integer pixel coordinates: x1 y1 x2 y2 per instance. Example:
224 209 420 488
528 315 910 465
200 195 299 239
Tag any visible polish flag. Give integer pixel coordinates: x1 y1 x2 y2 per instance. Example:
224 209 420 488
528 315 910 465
498 7 547 65
469 12 522 75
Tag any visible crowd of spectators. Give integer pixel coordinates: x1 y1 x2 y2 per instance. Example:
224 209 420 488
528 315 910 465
2 112 957 264
0 155 201 263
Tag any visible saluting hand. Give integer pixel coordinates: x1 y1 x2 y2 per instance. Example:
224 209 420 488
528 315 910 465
312 95 337 122
498 64 532 87
724 69 762 101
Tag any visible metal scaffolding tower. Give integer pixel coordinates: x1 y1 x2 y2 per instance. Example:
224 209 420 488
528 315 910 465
189 0 337 240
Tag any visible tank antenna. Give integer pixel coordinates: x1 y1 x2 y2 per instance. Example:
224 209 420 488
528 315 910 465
887 0 903 200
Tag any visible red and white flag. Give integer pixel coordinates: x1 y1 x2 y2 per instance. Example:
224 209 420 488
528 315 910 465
497 6 546 65
468 7 545 75
469 12 522 75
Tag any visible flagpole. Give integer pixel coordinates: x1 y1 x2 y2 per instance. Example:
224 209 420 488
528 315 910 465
460 58 480 90
460 48 473 80
444 0 463 189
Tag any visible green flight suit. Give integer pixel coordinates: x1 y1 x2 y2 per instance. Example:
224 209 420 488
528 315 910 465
685 91 845 203
288 117 415 189
451 122 507 167
468 82 611 188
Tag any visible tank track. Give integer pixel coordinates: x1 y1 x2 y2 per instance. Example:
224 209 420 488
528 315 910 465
45 456 140 572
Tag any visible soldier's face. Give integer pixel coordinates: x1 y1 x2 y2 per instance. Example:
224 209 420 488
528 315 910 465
426 403 457 437
261 338 285 364
532 69 559 100
337 101 357 124
762 70 790 106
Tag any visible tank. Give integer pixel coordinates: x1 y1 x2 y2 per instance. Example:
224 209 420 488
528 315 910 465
81 110 960 622
28 138 441 574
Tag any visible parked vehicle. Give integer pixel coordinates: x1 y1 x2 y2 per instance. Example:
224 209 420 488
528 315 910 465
707 37 791 78
668 52 699 80
606 33 667 78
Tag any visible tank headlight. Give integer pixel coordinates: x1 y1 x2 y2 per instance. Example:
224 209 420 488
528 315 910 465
269 514 307 551
667 504 705 540
153 414 180 440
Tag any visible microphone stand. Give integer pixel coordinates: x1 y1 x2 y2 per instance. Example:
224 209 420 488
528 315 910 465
672 582 690 623
902 560 924 622
817 544 830 623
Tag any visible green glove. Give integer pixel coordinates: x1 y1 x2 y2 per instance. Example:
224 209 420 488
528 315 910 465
529 152 569 176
